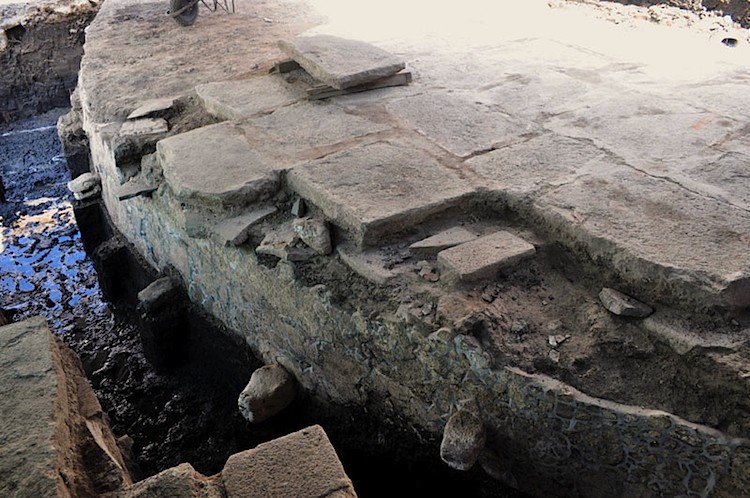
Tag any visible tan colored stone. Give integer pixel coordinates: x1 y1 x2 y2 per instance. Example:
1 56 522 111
0 317 131 498
437 231 536 284
222 425 357 498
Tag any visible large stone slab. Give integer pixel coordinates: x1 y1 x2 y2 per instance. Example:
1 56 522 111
237 101 389 165
536 169 750 312
196 76 306 121
157 122 280 208
278 35 405 90
437 231 536 284
0 317 131 498
467 133 615 195
387 91 535 157
222 425 356 498
287 140 476 246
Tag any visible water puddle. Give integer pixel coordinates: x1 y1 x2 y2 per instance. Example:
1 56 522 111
0 108 109 335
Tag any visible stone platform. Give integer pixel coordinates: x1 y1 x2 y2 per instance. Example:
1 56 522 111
65 0 750 496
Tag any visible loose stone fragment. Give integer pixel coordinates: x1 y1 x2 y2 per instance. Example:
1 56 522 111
599 287 654 318
256 223 317 261
292 217 332 255
437 231 536 284
409 227 477 257
137 276 181 314
238 364 296 423
440 410 487 471
67 172 101 200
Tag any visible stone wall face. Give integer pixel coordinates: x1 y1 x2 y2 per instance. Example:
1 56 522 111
74 102 750 496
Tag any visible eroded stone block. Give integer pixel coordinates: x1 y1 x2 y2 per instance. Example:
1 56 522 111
222 425 356 498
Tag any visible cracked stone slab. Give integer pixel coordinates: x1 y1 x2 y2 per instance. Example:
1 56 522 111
287 139 476 246
278 34 405 90
387 91 534 157
536 169 750 312
157 122 280 208
467 133 615 195
409 227 477 257
196 76 306 121
545 92 741 169
211 206 277 246
437 231 536 284
236 101 389 165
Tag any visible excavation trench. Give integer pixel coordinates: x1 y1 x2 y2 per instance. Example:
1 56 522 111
4 1 750 497
0 108 523 496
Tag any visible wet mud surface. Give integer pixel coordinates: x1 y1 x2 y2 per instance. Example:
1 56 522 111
0 110 523 496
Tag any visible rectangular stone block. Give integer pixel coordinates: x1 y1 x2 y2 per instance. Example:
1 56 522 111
279 35 405 90
409 227 477 257
221 425 357 498
437 231 536 284
287 140 475 247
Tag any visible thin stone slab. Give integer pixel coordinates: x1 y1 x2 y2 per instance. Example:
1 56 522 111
387 91 534 157
409 227 477 257
119 118 169 137
196 76 306 121
212 206 277 246
278 35 405 90
127 96 179 120
157 122 280 208
116 178 157 201
437 231 536 284
287 140 475 246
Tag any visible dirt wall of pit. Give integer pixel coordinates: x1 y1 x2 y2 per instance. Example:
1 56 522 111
597 0 749 27
0 0 99 123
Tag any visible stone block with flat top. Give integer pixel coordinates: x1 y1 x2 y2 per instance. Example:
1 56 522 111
410 227 477 257
438 231 536 284
278 35 405 90
287 139 475 246
157 122 280 208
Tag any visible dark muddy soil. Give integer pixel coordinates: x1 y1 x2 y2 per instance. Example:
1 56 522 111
0 109 523 497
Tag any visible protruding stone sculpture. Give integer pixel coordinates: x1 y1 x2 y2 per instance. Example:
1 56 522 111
440 410 487 471
238 364 296 423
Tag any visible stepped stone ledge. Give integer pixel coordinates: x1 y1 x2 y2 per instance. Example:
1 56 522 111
63 0 750 495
